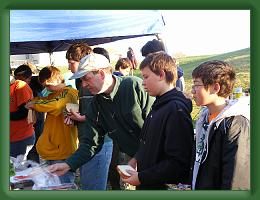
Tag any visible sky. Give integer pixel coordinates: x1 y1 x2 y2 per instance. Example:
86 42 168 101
11 10 250 66
101 10 250 59
162 10 250 56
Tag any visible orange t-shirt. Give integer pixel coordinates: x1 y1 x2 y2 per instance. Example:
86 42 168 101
10 80 34 142
208 112 220 123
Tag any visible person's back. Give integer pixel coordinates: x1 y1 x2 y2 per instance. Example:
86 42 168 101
191 60 250 190
10 64 35 158
127 47 138 70
10 80 34 149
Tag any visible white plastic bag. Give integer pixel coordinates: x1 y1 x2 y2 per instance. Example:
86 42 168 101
30 167 61 190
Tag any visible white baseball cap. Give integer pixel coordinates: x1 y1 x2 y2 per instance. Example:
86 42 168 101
69 53 110 80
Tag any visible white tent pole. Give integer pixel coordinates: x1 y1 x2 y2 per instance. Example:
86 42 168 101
49 52 55 66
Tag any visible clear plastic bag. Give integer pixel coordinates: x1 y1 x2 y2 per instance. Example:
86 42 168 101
30 167 61 190
10 155 39 172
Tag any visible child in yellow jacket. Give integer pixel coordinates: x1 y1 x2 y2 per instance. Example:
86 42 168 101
26 66 78 184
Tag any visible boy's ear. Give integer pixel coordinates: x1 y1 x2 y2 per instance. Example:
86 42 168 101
159 70 165 80
212 83 221 94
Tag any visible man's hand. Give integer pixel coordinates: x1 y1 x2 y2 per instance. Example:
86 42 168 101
47 162 71 176
69 110 86 122
122 170 140 186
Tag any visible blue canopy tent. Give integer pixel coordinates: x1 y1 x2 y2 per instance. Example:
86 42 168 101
10 10 165 55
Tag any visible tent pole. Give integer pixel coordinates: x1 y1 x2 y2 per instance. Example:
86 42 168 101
155 33 168 54
49 52 54 66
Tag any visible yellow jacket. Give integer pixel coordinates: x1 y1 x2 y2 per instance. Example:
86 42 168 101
33 86 78 160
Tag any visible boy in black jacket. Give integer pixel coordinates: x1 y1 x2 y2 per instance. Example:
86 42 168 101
122 52 194 190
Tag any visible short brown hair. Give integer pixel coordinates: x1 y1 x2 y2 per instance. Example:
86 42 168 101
66 43 93 62
192 60 236 98
139 52 177 85
38 66 64 85
115 58 132 70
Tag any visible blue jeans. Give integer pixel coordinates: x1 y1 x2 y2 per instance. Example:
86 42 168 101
10 134 35 158
45 160 75 184
80 138 113 190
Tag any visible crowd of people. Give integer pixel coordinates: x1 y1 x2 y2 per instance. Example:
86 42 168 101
10 39 250 190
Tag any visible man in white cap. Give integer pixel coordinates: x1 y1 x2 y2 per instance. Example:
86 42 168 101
48 53 154 182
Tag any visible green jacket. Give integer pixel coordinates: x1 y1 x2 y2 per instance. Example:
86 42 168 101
66 75 154 171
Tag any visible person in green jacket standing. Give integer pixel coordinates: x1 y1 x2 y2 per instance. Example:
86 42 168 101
48 53 154 182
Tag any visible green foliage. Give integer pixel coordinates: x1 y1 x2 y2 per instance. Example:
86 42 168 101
9 162 15 176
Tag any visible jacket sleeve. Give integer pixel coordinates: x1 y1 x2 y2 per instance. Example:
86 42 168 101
10 103 29 120
138 104 194 185
33 89 78 116
135 79 154 120
221 116 250 189
65 101 105 171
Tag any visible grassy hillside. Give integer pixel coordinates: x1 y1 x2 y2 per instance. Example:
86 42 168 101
179 48 250 121
134 48 250 121
179 48 250 89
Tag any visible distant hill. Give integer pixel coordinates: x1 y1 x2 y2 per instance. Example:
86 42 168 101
179 48 250 92
179 48 250 79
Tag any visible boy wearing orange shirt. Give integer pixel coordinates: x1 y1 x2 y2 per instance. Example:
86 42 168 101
10 65 35 158
191 60 250 190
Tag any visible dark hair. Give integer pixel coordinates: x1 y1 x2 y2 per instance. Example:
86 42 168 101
14 64 32 80
140 52 177 85
38 66 64 85
66 43 93 61
115 58 132 70
141 39 166 57
29 76 44 96
93 47 110 62
192 60 236 98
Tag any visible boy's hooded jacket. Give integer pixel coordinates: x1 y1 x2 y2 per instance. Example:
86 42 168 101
135 88 194 190
32 86 79 160
192 97 250 190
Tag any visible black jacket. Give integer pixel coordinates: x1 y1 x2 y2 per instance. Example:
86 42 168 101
191 98 250 190
192 116 250 189
135 88 194 190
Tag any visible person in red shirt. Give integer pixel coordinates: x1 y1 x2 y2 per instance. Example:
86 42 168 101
10 64 35 158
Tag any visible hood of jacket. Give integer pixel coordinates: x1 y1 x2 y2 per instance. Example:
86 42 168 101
152 88 192 114
198 96 250 130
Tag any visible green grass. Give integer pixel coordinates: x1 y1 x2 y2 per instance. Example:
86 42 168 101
134 48 250 121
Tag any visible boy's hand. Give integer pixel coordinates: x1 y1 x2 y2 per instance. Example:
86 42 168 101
128 157 137 170
25 101 35 109
122 170 140 186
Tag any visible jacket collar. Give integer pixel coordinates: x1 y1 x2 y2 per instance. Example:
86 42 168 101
101 75 122 100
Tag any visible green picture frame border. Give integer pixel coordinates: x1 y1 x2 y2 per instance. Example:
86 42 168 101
1 0 258 199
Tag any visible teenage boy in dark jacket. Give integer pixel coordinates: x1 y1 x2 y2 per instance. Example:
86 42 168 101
47 53 154 178
122 52 194 189
191 60 250 190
